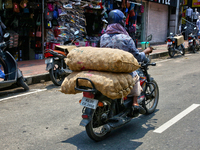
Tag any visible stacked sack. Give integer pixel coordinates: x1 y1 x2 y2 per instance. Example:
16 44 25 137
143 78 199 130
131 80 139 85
60 47 140 99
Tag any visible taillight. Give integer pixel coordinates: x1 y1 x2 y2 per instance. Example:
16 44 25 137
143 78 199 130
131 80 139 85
167 39 172 42
82 114 89 119
83 92 94 98
188 37 193 40
44 52 53 58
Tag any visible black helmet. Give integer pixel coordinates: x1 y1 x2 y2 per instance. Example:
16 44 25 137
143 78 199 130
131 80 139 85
108 9 126 27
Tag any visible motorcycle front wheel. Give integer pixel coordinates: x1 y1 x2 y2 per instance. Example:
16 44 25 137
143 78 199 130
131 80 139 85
168 47 175 58
49 61 65 86
142 80 159 114
86 100 112 142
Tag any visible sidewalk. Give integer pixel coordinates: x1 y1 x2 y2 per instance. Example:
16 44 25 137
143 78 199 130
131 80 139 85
18 41 189 85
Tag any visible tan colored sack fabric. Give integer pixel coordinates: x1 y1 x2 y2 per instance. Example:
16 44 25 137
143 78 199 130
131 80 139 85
174 35 184 46
61 71 136 99
65 47 140 73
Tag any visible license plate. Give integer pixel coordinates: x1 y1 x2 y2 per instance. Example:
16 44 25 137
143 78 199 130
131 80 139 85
45 58 53 64
80 97 98 109
167 42 172 45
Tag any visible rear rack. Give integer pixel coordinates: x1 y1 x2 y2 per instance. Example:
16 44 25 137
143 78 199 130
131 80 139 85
75 77 97 94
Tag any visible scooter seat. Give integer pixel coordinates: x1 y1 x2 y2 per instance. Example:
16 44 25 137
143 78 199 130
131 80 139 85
53 50 67 56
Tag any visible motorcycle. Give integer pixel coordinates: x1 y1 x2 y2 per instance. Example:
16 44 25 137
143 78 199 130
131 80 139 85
44 31 81 86
166 29 186 58
0 33 29 91
75 58 159 141
188 27 200 53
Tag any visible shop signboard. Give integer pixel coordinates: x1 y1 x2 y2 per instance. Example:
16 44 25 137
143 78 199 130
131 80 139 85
192 0 200 7
183 0 188 5
147 0 177 7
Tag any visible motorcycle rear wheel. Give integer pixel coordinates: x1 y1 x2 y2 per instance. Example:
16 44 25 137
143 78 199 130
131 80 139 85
86 100 111 142
181 45 185 55
142 80 159 114
49 61 65 86
168 47 175 58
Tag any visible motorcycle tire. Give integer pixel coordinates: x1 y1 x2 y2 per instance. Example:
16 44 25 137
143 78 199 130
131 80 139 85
168 47 175 58
181 45 185 55
142 80 159 114
86 100 112 142
49 61 65 86
17 77 29 91
191 45 196 53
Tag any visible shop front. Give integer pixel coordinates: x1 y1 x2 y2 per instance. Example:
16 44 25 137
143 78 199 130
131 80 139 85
0 0 44 61
146 0 178 43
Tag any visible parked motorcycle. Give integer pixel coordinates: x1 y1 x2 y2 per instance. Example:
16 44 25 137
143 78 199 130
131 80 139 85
0 33 29 91
44 31 81 86
188 27 200 53
166 29 186 58
75 58 159 141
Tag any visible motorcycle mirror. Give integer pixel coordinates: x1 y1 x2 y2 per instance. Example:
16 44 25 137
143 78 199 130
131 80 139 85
74 31 79 35
146 34 152 42
3 33 10 42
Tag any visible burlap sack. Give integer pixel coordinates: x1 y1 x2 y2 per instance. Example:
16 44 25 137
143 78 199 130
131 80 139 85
65 47 140 73
60 71 136 99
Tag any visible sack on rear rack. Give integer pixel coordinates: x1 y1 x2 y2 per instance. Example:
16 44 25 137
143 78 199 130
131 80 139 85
65 47 140 73
60 71 136 99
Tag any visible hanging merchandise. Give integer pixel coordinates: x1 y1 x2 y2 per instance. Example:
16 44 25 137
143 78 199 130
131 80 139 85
52 18 59 26
36 15 42 26
58 7 62 15
45 20 53 29
5 0 13 9
140 5 144 13
24 7 30 13
47 3 54 12
20 0 28 9
36 0 42 9
53 5 58 19
29 28 35 37
13 3 20 13
45 8 53 20
36 26 42 37
35 41 42 48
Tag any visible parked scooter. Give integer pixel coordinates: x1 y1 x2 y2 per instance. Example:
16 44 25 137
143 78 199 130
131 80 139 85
188 27 200 53
75 58 159 141
0 33 29 91
166 29 186 58
44 31 81 86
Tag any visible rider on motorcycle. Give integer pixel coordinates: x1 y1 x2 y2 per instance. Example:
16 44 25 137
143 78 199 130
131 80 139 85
100 9 152 115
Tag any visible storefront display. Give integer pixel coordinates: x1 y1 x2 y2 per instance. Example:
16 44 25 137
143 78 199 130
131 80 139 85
0 0 43 61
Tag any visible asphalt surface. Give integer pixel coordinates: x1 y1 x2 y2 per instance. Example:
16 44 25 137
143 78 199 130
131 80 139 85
0 52 200 150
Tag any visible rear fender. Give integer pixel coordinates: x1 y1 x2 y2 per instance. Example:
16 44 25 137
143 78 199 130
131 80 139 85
46 63 53 71
79 108 95 127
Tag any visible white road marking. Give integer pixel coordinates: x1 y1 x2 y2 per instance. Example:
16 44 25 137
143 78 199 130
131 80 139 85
0 89 47 102
154 104 200 133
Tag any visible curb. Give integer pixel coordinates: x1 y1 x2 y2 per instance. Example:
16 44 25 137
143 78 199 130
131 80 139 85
25 73 50 85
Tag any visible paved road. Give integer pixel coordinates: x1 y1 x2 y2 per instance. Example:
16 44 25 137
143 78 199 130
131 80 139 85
0 53 200 150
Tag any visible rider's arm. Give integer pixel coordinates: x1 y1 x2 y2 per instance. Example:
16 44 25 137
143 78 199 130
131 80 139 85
127 39 147 62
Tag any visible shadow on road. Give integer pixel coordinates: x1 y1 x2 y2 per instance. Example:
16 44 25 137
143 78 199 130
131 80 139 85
61 110 159 150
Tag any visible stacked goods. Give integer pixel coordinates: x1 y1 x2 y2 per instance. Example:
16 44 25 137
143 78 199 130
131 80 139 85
61 71 135 99
61 47 140 99
65 47 140 72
